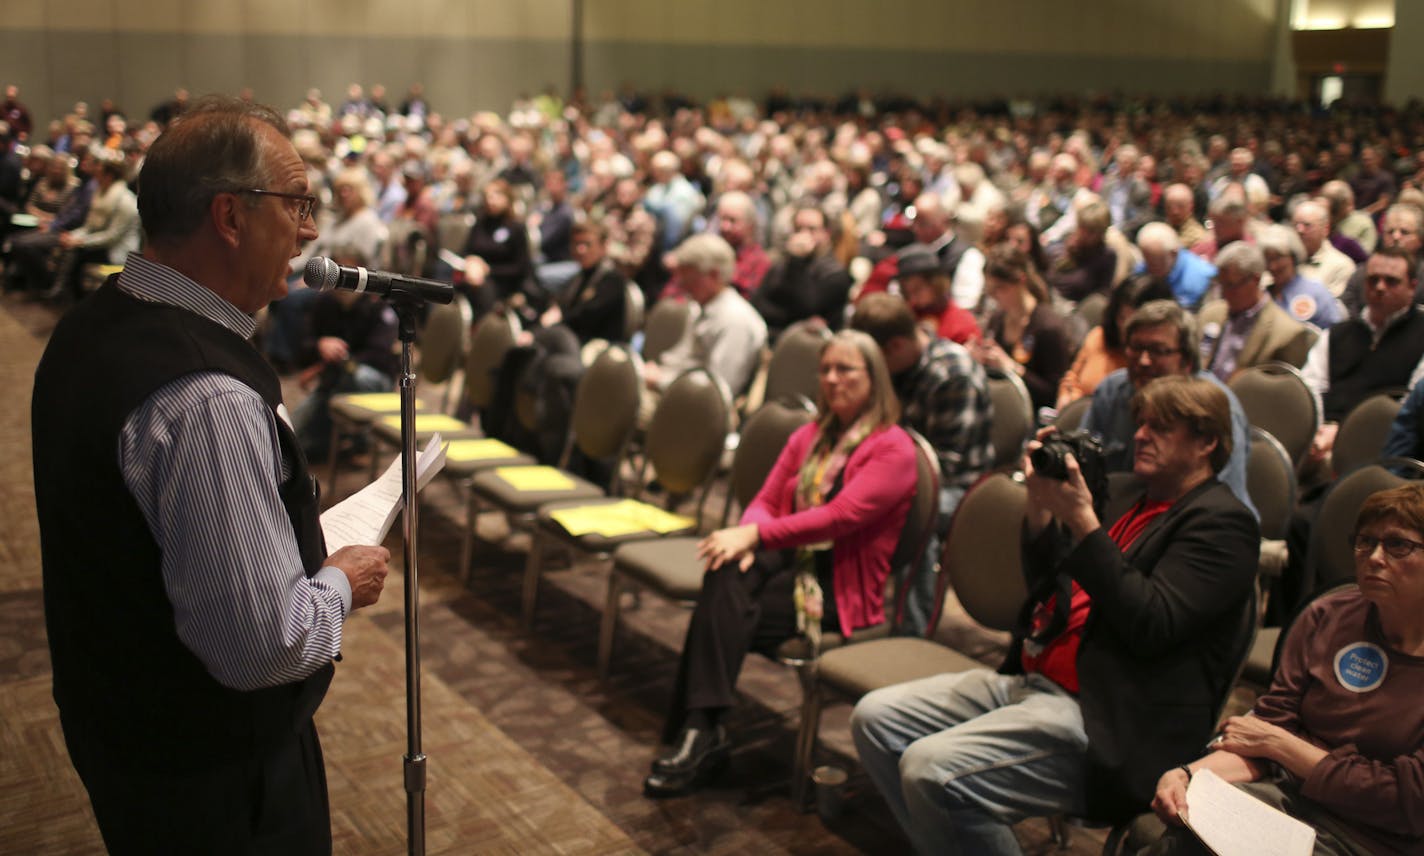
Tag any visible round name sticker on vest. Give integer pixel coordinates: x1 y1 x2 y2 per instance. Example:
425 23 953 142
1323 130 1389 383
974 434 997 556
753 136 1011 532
493 226 510 243
1201 321 1222 341
1333 642 1388 693
1290 295 1317 323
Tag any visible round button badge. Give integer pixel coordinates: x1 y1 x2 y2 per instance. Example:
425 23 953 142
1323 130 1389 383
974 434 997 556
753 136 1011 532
1333 642 1388 693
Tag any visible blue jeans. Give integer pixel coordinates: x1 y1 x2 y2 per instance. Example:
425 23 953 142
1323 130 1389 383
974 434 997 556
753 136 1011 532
291 363 393 459
851 670 1089 855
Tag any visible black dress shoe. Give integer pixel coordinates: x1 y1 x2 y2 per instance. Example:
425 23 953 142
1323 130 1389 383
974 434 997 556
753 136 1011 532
650 724 728 775
643 726 729 798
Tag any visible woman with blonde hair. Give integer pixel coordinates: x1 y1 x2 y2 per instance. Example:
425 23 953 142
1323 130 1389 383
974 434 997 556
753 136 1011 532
645 329 918 798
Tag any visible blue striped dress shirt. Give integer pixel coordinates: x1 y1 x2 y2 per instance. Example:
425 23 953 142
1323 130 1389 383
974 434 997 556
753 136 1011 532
116 253 353 692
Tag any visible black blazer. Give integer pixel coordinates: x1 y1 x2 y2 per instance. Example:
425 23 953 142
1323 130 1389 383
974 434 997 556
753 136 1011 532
1007 479 1259 821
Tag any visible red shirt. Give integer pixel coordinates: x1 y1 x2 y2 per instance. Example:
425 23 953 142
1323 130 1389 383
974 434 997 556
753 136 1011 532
1022 498 1172 693
923 301 981 345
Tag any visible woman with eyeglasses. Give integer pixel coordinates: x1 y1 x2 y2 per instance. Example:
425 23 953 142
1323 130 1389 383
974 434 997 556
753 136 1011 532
1145 482 1424 855
643 329 917 799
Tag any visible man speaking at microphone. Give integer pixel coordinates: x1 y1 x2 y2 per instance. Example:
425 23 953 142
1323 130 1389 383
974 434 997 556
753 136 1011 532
32 96 390 855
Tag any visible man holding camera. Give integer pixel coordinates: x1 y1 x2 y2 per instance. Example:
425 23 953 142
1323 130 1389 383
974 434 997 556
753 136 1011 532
852 375 1259 854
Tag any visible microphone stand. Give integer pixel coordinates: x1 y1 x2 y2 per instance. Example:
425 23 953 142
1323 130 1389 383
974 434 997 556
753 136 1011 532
389 286 429 856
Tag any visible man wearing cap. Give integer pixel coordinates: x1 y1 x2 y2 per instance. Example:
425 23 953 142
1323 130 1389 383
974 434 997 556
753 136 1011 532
896 243 981 344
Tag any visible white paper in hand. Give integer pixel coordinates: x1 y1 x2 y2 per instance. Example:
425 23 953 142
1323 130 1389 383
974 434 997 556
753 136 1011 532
320 434 449 553
1183 768 1316 856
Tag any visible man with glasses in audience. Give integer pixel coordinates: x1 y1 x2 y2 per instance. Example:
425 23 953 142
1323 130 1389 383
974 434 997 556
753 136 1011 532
1082 300 1254 513
1338 203 1424 317
32 96 390 855
1301 246 1424 467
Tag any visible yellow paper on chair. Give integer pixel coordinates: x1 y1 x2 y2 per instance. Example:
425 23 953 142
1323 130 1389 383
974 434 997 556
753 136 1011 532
446 438 521 462
549 499 695 538
341 392 422 412
494 465 577 491
379 413 468 432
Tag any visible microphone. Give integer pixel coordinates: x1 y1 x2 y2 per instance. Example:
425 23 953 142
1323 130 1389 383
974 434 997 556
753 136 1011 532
303 256 454 304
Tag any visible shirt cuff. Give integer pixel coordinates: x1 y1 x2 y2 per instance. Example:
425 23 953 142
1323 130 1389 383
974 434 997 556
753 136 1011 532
316 565 353 616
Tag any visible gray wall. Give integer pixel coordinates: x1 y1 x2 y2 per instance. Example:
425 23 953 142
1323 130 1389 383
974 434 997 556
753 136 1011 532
1385 0 1423 103
2 0 1282 131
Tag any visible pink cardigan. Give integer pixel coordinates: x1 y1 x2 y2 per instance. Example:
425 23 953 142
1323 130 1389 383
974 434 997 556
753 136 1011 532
741 422 917 636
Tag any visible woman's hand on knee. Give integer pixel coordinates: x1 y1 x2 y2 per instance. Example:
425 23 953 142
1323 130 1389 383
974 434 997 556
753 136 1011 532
697 524 760 572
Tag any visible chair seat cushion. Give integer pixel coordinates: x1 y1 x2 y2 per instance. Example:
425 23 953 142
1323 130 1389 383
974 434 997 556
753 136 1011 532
535 497 698 552
469 468 605 512
818 637 984 697
372 414 481 444
445 452 537 477
613 537 705 601
775 622 891 664
329 392 417 422
1242 627 1281 686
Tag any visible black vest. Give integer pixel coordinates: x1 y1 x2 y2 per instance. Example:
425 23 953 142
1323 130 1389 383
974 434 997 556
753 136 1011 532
33 279 331 773
1324 306 1424 421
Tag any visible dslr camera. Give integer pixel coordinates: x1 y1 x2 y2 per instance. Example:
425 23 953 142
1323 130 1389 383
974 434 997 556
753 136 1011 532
1030 429 1104 481
1030 428 1110 516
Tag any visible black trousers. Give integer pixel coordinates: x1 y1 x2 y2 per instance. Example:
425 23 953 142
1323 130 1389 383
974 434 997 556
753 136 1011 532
68 718 332 856
662 549 840 743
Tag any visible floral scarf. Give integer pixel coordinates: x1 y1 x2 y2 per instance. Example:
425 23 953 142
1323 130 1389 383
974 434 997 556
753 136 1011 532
791 415 876 652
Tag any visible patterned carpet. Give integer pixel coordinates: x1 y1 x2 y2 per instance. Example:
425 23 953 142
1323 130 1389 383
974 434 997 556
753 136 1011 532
0 291 1105 855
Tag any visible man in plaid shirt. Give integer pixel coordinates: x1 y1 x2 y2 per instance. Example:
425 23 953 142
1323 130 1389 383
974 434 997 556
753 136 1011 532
853 293 995 633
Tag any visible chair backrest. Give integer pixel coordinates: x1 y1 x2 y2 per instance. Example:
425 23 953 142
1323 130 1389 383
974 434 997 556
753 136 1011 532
640 299 692 364
726 397 817 515
888 429 943 628
1332 392 1404 478
384 217 429 277
1076 292 1110 330
1246 426 1297 541
935 473 1030 634
568 343 643 462
436 211 475 256
1052 395 1094 432
622 281 646 342
645 368 733 498
1228 362 1318 466
419 299 467 385
1305 464 1408 593
462 311 517 409
763 321 831 406
985 367 1035 469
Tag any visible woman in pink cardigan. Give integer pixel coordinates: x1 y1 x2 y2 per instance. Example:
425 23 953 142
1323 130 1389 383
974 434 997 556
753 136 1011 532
644 329 917 798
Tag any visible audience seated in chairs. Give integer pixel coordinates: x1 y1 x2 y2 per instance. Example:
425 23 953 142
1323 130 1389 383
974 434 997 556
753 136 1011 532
1302 246 1424 472
643 329 916 798
1257 222 1343 330
289 245 398 461
1084 299 1255 515
44 150 137 301
851 293 995 634
639 233 766 423
892 241 981 345
267 166 388 371
1197 242 1315 383
751 202 853 341
460 177 536 321
1146 483 1424 856
851 375 1259 853
972 244 1073 414
1057 275 1172 410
